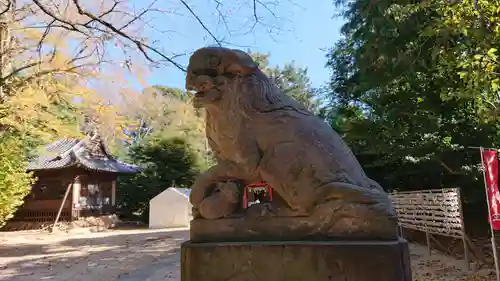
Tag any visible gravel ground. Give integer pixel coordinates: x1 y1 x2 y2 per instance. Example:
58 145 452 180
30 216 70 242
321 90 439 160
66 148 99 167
409 243 494 281
0 228 496 281
0 228 187 281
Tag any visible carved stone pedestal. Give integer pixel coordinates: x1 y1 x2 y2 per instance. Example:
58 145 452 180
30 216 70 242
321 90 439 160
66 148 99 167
181 239 412 281
190 216 399 242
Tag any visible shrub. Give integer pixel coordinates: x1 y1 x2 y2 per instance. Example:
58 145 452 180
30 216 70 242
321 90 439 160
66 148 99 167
117 136 199 223
0 136 34 227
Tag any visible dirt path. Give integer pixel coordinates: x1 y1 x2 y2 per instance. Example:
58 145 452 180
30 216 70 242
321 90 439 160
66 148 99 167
0 228 187 281
409 243 494 281
0 228 496 281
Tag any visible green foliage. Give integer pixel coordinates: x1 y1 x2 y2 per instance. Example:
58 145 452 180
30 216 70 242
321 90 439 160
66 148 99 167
249 51 320 112
435 0 500 119
116 136 199 222
119 85 211 166
325 0 500 229
151 85 193 102
329 0 500 119
0 135 35 227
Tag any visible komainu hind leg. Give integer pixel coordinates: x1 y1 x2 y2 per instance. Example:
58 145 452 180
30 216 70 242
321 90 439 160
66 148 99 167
257 142 317 216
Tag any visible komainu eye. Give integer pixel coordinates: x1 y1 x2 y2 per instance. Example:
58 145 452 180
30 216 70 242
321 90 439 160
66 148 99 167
208 55 221 68
193 69 219 77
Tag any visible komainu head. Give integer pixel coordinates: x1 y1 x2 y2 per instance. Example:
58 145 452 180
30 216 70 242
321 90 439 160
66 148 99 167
185 47 308 115
186 47 258 83
185 47 260 108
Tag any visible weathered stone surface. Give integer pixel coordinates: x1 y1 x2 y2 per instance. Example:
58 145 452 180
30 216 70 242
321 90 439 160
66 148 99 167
190 211 398 242
184 47 398 240
181 239 412 281
180 47 410 281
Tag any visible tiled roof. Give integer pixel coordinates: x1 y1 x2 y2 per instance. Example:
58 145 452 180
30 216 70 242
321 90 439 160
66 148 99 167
27 137 141 173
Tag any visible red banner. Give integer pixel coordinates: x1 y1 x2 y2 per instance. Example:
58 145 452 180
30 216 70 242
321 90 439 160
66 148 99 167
481 149 500 230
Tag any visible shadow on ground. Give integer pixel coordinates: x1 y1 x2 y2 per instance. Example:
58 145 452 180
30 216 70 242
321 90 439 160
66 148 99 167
0 228 189 281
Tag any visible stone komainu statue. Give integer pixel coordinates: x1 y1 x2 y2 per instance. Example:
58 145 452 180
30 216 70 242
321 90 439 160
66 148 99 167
185 47 398 241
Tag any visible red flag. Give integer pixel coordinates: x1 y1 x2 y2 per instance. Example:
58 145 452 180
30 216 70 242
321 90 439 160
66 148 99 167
481 149 500 230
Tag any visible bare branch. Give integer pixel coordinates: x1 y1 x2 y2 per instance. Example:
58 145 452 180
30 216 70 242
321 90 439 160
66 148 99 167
179 0 221 46
2 61 41 81
10 62 99 89
96 0 121 20
70 0 185 71
0 0 11 18
36 19 55 58
118 0 156 31
439 160 464 175
29 0 187 71
213 0 231 36
16 0 289 77
32 0 90 37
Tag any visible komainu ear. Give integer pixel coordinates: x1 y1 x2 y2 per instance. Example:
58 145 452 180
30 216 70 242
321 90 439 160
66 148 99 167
222 49 258 75
231 49 257 68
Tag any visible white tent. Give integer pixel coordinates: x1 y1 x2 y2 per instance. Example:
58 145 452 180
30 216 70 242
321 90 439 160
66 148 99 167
149 187 192 229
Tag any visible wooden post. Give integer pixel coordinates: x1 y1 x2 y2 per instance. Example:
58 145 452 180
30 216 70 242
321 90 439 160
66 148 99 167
457 187 470 269
480 147 500 281
398 225 404 238
72 176 81 220
426 232 432 256
424 191 432 257
466 235 487 265
111 180 116 206
50 182 72 232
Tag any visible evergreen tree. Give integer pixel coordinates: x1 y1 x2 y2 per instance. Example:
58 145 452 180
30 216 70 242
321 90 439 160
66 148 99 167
117 137 199 222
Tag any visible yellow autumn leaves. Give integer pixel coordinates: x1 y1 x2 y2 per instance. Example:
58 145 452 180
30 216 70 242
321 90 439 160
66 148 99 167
0 5 144 146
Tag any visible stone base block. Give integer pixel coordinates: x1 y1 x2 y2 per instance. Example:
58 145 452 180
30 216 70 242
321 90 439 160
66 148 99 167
181 239 412 281
190 216 398 242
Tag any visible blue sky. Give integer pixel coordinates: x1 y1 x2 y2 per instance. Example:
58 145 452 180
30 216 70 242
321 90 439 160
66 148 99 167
126 0 345 90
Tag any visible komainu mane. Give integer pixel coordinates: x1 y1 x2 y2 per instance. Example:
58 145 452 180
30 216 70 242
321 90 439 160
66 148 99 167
186 47 398 241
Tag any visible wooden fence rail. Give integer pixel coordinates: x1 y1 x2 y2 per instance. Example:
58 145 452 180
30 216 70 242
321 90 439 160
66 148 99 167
390 188 464 238
390 188 473 267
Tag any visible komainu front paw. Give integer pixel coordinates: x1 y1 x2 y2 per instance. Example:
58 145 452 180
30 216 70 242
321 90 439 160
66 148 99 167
216 181 240 204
